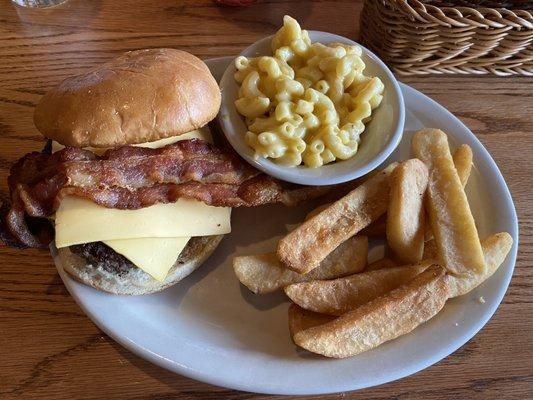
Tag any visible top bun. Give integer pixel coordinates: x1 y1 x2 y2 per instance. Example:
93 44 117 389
34 48 221 148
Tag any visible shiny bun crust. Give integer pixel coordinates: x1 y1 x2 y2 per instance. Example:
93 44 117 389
34 48 221 148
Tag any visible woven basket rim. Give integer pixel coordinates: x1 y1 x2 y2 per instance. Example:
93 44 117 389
392 0 533 28
361 1 533 76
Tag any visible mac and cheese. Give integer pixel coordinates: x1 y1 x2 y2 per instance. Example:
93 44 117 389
234 15 384 168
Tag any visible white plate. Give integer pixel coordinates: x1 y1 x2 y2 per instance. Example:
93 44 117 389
218 31 405 186
54 57 518 396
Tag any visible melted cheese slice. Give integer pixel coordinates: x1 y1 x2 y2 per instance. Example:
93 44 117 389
55 197 230 247
104 237 190 281
53 126 229 281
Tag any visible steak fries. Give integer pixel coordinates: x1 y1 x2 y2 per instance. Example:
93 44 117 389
453 143 473 187
413 129 486 277
446 232 513 297
233 128 512 359
285 261 433 316
233 236 367 294
288 304 335 338
386 159 429 263
292 266 449 358
278 163 397 274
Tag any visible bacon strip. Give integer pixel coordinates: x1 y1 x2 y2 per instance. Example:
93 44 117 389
49 176 314 209
1 140 330 248
9 139 259 217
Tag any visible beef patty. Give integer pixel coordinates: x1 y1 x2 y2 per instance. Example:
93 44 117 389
69 238 203 277
70 241 135 276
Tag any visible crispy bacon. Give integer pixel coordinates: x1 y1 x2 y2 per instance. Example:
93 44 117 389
9 139 259 217
1 140 330 248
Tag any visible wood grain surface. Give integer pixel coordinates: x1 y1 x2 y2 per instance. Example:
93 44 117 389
0 0 532 399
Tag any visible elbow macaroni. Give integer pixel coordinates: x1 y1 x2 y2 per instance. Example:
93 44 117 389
234 15 384 168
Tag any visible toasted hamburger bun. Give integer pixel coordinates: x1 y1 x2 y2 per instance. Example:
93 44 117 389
39 48 224 295
55 236 223 295
34 48 221 148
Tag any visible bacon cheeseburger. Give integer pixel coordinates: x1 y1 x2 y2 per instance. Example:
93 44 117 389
1 48 327 294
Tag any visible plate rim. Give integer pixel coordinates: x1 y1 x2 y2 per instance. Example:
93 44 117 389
55 56 519 396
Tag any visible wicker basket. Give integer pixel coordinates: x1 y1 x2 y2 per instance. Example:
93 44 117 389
360 0 533 76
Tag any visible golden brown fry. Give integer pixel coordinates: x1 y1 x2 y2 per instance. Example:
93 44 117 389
233 236 368 294
366 256 398 271
278 163 397 274
285 261 434 315
453 144 473 187
361 214 387 237
446 232 513 297
288 304 334 339
305 203 331 221
424 143 474 241
293 266 449 358
386 159 429 263
412 129 485 277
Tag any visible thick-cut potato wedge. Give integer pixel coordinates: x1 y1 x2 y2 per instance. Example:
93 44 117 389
412 129 485 277
361 214 387 237
278 163 397 274
307 203 390 232
359 145 472 243
446 232 513 297
424 143 473 241
285 260 434 315
233 236 368 294
288 304 334 338
293 266 448 358
453 144 473 187
386 159 429 263
305 203 331 220
366 257 398 271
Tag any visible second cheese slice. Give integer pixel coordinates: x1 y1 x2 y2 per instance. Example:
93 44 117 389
104 237 190 281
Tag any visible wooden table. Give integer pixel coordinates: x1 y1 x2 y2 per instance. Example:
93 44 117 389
1 1 531 398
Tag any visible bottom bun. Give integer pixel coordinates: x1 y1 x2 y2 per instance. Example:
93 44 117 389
54 236 223 295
